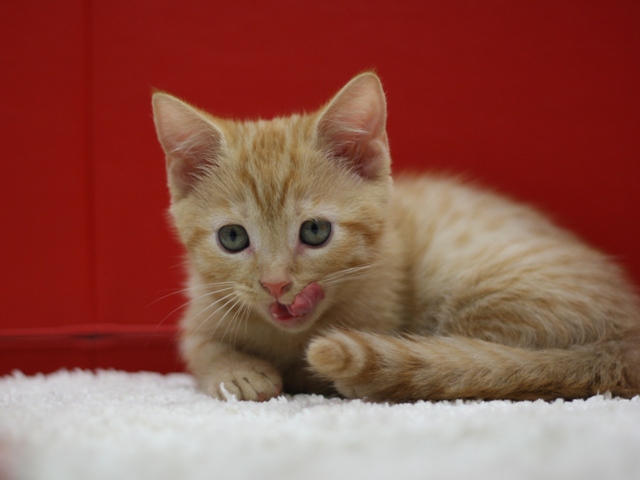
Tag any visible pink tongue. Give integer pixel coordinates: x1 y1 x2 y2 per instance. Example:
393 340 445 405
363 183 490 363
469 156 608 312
285 283 325 317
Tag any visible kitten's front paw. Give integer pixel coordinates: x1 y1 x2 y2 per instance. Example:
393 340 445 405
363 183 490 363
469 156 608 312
306 330 372 399
201 361 283 402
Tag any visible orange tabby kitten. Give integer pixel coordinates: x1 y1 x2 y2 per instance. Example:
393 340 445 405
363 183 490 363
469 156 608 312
152 73 640 402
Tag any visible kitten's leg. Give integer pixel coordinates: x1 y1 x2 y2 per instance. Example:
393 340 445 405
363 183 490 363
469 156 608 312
182 333 282 401
307 329 639 401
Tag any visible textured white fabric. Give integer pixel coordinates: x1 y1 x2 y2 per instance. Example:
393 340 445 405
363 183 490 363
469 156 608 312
1 369 640 480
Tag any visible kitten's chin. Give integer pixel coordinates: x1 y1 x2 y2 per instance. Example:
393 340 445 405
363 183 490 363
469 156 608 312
268 283 325 331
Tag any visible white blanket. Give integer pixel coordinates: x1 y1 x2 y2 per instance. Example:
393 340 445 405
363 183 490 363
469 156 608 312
1 370 639 480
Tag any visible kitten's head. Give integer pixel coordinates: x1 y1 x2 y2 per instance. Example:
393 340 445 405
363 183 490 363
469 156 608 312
153 73 391 332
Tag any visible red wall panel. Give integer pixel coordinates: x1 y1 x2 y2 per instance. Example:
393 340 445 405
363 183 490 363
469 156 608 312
0 1 94 329
1 0 639 375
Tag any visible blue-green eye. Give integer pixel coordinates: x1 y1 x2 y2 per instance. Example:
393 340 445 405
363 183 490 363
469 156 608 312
300 219 331 246
218 225 250 252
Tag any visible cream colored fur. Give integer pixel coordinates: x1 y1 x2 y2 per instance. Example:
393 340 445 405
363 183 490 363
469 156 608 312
152 73 640 402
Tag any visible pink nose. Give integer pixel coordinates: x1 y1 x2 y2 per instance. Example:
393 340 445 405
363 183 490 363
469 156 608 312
261 280 292 298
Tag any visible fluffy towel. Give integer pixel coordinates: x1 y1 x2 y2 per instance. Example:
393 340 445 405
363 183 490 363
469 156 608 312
1 370 640 480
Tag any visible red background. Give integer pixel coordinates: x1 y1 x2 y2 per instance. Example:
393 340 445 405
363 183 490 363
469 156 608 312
1 1 639 375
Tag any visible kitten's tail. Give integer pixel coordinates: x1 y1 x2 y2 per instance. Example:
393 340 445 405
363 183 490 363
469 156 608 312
307 328 640 401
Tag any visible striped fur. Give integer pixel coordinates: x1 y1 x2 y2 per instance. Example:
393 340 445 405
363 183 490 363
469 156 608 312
153 73 640 402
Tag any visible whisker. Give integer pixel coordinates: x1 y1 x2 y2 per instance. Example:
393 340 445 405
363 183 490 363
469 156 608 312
233 300 251 347
191 292 239 336
320 264 374 287
229 301 244 347
210 295 243 343
242 301 250 341
222 296 246 346
147 286 238 351
155 286 237 328
322 264 372 281
147 281 238 307
322 273 373 287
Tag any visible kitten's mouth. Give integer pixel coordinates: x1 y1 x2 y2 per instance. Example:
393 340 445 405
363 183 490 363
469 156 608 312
269 283 325 328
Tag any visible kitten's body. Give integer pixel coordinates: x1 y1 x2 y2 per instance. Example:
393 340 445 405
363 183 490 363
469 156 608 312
153 73 640 402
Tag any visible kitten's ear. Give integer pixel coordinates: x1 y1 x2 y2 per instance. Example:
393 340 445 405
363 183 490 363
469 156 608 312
152 93 224 200
315 73 390 180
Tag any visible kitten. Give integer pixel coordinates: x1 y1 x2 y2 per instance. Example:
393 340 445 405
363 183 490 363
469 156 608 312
152 73 640 402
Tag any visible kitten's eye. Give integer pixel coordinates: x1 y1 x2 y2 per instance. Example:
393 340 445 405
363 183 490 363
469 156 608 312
300 219 331 247
218 225 250 252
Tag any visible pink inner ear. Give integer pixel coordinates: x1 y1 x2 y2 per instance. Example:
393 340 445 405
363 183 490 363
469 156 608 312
328 131 388 179
316 74 389 180
153 94 224 197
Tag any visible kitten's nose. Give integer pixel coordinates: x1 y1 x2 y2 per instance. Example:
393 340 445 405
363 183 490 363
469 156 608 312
260 280 292 298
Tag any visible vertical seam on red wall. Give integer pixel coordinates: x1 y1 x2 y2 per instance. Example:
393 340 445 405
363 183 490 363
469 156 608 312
84 0 98 368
